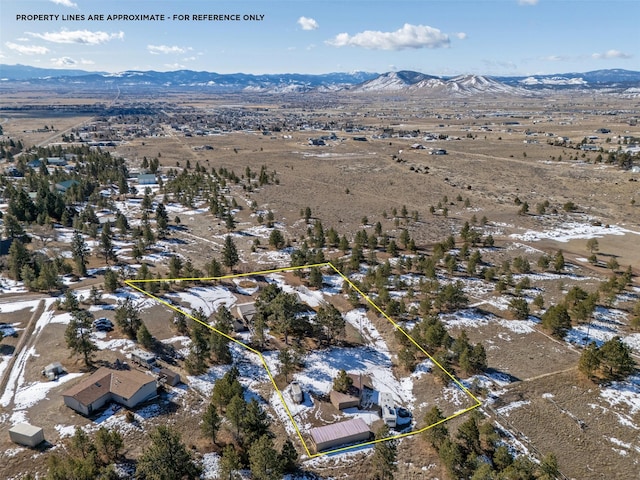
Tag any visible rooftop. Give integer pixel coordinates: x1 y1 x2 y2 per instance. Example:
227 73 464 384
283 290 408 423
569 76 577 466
62 367 155 405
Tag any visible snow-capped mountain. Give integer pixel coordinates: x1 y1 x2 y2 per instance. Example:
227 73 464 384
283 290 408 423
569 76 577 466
350 72 529 96
354 71 440 91
443 74 529 96
0 65 638 95
519 76 587 86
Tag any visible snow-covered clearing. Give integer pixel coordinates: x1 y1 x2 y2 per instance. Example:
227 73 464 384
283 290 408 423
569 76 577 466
0 298 41 313
510 221 640 243
166 286 238 317
600 374 640 415
497 400 531 417
266 273 325 307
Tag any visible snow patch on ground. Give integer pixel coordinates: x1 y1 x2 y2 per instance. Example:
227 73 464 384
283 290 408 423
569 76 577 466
0 299 41 313
510 222 639 243
13 373 83 410
169 286 238 317
201 452 221 479
497 319 537 334
497 400 531 417
266 273 325 308
600 375 640 415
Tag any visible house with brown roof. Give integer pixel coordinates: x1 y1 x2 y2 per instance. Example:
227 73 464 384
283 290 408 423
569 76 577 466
329 373 374 410
62 367 157 416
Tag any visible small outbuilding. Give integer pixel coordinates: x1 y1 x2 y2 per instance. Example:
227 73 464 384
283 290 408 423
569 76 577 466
158 367 181 387
330 390 360 410
9 423 45 447
42 361 65 380
290 381 303 404
309 418 371 452
137 173 157 185
236 302 257 323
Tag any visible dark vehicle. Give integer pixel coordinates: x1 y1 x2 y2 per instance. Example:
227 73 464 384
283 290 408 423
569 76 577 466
93 318 114 331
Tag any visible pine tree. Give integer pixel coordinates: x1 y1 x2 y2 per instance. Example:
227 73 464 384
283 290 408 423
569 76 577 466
114 297 142 339
185 317 211 375
316 303 345 345
553 250 565 273
99 223 117 265
509 297 530 320
333 369 353 393
65 309 98 367
201 402 221 445
308 266 323 289
280 439 298 473
71 231 90 276
210 309 233 365
211 368 243 411
248 435 282 480
103 269 118 293
423 406 448 450
136 426 202 480
242 398 271 446
136 322 155 350
278 348 295 382
339 234 350 253
219 445 242 480
222 235 239 271
205 258 223 279
95 426 123 464
155 203 169 239
599 336 636 380
7 239 30 280
457 416 481 455
371 425 397 480
541 304 571 339
268 229 285 249
226 394 247 438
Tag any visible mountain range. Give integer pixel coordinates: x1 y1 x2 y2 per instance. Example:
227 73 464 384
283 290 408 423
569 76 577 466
1 65 639 96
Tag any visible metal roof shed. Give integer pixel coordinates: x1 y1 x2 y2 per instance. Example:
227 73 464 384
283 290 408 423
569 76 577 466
9 423 45 447
309 418 371 452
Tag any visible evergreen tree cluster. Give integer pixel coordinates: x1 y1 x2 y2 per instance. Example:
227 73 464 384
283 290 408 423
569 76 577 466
578 337 636 381
423 408 560 480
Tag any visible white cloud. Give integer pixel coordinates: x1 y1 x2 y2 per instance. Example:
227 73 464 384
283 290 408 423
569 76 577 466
5 42 49 55
518 0 539 5
50 56 94 67
540 55 569 61
50 0 78 7
29 30 124 45
455 32 467 40
164 63 186 70
148 45 191 55
326 23 450 50
592 49 632 59
297 16 319 31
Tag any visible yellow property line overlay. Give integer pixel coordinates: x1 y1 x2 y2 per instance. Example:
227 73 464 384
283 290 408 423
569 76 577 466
125 262 481 458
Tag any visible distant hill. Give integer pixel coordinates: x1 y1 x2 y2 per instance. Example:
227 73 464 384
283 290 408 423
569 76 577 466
1 64 638 95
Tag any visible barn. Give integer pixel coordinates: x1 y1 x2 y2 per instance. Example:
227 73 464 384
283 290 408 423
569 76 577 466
309 418 371 452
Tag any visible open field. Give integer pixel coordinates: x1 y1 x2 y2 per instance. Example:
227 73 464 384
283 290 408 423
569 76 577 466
0 90 639 479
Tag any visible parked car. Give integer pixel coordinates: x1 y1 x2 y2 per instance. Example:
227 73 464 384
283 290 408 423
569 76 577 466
397 407 412 418
93 318 114 331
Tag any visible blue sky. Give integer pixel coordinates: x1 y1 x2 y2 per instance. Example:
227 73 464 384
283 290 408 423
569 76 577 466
1 0 638 75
